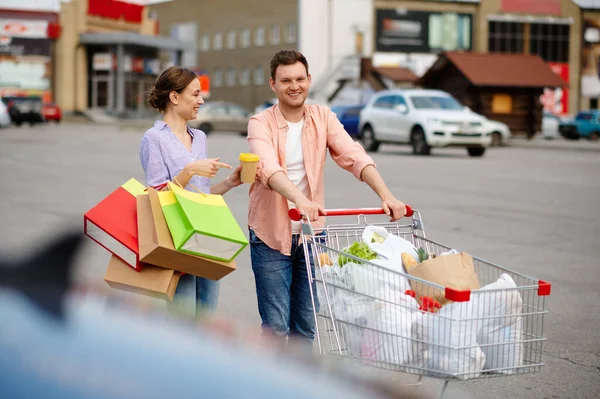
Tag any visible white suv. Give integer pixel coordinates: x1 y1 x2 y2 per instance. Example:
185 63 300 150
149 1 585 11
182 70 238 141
359 89 492 157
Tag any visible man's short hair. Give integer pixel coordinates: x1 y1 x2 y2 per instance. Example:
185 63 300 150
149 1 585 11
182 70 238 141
270 49 309 80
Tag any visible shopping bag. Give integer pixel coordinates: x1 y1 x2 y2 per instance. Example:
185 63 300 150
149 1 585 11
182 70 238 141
138 188 236 280
406 252 481 307
84 178 146 271
158 182 248 263
104 255 180 301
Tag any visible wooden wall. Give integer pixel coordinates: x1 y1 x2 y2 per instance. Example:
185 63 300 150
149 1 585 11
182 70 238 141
421 64 543 137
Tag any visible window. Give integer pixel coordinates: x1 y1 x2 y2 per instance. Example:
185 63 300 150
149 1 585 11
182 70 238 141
227 31 236 49
241 29 251 48
201 34 210 51
270 24 280 45
491 94 513 114
409 95 463 110
576 112 594 121
240 67 250 86
226 68 236 86
254 65 265 85
373 96 395 109
213 33 223 50
529 23 570 63
255 26 265 46
286 23 297 43
213 69 223 87
488 21 524 54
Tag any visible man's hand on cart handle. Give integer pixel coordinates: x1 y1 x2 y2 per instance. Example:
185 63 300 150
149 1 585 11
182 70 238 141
382 197 408 222
293 198 327 222
289 205 413 221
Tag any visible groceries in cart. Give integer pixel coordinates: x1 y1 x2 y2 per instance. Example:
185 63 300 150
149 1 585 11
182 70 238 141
314 225 525 380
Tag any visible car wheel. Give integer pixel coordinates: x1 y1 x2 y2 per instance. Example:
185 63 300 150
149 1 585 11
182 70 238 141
361 126 380 152
411 126 431 155
199 123 212 135
490 131 502 147
15 121 21 127
589 132 599 141
467 147 486 157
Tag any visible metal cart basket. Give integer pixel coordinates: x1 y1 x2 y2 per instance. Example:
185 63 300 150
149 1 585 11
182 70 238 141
289 207 551 397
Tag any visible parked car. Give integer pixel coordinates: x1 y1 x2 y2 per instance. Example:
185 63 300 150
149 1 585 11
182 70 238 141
42 103 62 123
330 104 364 138
188 101 252 135
1 96 44 126
359 89 491 157
254 99 277 115
0 99 11 128
483 118 511 146
558 111 599 141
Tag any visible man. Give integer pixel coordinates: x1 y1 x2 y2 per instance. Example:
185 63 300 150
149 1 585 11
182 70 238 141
247 49 407 351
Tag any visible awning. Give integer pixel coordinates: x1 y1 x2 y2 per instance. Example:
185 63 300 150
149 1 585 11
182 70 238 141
79 32 194 52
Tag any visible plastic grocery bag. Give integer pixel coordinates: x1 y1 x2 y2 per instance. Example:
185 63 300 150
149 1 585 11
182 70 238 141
362 226 419 268
316 264 376 356
361 291 419 367
411 301 486 380
473 274 523 374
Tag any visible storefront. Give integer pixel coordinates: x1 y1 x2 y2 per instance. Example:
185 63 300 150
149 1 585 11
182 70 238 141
0 12 60 104
372 0 583 116
581 10 600 110
55 0 189 115
476 0 581 117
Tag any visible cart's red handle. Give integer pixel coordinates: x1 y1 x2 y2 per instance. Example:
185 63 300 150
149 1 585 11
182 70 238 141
288 205 413 221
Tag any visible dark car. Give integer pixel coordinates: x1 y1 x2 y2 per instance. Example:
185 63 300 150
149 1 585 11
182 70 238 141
2 96 45 126
330 104 364 137
558 110 600 141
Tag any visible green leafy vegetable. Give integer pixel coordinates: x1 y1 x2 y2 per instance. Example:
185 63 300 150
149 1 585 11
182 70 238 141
338 242 378 267
417 247 429 262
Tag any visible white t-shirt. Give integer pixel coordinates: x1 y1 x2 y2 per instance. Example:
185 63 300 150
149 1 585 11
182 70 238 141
286 119 310 233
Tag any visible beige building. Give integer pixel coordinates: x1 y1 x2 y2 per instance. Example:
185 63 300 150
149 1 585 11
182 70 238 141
150 0 299 111
373 0 583 116
55 0 188 115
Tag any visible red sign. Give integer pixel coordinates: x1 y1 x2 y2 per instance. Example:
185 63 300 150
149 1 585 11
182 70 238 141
199 75 210 98
87 0 144 24
501 0 561 16
540 62 569 115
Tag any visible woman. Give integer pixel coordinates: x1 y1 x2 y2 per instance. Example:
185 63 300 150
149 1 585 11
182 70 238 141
140 66 242 313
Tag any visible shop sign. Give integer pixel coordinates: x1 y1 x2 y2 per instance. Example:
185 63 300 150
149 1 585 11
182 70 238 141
375 8 473 53
0 20 48 39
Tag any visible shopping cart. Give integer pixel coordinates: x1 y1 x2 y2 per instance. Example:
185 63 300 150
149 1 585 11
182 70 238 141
289 207 551 398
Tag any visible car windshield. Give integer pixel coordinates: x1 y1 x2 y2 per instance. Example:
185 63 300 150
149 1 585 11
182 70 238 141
409 95 463 110
575 112 594 121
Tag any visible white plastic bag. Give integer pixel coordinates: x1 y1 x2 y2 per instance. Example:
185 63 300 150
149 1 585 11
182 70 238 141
412 301 486 380
362 226 419 268
473 274 523 374
317 264 376 356
361 292 419 367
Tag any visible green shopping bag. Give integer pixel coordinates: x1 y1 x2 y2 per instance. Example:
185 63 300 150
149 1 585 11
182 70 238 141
157 182 248 262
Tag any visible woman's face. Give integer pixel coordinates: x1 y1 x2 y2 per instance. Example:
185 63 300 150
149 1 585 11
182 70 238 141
172 78 204 120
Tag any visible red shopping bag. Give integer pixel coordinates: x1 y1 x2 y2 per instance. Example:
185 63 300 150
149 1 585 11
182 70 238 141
84 178 146 271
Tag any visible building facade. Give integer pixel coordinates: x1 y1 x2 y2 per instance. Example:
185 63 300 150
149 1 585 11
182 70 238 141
372 0 584 116
150 0 299 110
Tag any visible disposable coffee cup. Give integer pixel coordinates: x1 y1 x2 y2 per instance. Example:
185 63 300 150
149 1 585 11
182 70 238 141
239 153 260 183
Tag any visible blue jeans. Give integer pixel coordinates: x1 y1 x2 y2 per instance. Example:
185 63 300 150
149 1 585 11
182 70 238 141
249 229 322 351
171 274 220 314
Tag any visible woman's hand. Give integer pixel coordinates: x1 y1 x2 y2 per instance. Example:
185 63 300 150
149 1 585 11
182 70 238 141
186 158 232 178
225 166 243 188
